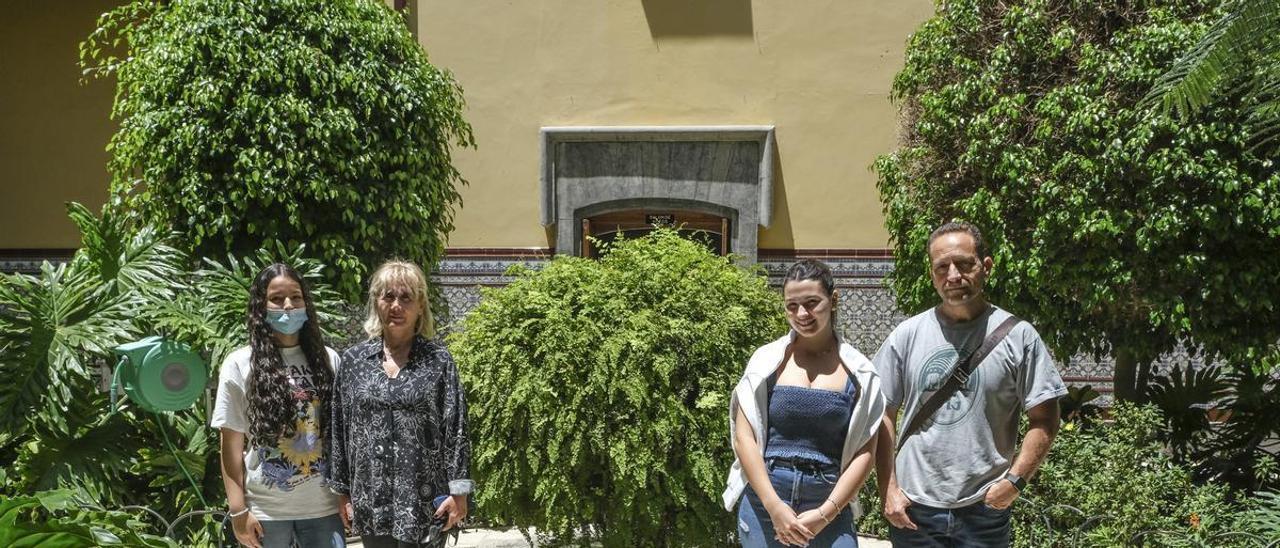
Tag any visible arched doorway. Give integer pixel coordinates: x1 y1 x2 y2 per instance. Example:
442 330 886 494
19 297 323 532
581 209 730 258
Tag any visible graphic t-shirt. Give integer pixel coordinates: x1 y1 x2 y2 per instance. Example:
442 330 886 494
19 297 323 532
210 344 341 520
873 305 1066 508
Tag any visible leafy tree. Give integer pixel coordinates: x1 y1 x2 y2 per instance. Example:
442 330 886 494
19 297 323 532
0 203 344 544
1144 0 1280 156
449 230 787 547
81 0 474 297
875 0 1280 400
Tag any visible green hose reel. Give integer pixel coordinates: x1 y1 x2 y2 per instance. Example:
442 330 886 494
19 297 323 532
111 336 207 412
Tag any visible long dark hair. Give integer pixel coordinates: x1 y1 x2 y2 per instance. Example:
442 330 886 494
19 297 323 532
245 263 333 446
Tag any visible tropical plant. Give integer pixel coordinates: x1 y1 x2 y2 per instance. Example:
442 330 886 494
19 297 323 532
0 203 344 545
875 0 1280 401
0 489 178 547
0 203 182 466
1145 365 1230 460
81 0 474 297
450 229 787 547
1143 0 1280 155
1193 358 1280 491
1241 490 1280 542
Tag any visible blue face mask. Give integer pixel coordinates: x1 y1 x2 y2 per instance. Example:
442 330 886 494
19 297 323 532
267 308 308 335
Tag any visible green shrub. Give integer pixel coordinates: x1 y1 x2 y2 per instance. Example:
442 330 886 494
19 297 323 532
1014 403 1252 546
82 0 474 297
449 230 787 547
855 472 890 539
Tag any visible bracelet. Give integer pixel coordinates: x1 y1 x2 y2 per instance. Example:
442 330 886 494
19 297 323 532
228 507 250 518
818 500 834 524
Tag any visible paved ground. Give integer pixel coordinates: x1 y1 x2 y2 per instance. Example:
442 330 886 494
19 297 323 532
349 527 892 547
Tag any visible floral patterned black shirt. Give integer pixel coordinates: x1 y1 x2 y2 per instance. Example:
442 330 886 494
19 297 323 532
326 335 472 544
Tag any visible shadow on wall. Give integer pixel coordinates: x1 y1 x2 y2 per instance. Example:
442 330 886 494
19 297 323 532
641 0 754 39
761 131 794 252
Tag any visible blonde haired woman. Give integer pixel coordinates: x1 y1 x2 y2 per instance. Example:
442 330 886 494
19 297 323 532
326 260 472 548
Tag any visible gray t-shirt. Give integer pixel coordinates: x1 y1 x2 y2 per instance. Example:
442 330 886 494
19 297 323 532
873 305 1066 508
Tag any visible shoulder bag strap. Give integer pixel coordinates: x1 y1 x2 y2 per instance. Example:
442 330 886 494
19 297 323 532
896 315 1021 451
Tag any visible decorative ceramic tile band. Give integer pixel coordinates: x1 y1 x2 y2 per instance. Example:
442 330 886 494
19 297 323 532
430 255 898 288
429 252 1220 398
0 252 74 275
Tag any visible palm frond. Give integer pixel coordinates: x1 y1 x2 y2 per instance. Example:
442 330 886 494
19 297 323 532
1142 0 1280 118
1244 490 1280 539
1145 365 1230 458
1242 53 1280 155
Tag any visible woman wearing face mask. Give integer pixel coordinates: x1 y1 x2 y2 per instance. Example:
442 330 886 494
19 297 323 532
327 260 472 548
211 263 345 548
723 259 886 547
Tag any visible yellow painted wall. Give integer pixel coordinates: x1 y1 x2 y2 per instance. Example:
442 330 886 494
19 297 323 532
417 0 934 250
0 0 117 249
0 0 932 252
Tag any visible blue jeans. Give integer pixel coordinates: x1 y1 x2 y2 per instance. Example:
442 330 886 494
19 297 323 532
258 514 346 548
887 501 1011 548
738 458 859 547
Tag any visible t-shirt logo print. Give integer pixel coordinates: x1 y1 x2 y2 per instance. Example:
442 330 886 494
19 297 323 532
916 345 982 427
257 367 326 491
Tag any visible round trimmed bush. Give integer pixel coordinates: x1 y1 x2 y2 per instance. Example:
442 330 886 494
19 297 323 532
449 230 787 547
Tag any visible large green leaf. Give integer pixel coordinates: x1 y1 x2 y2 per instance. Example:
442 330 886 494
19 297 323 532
9 394 140 498
0 490 177 547
189 242 346 354
67 202 186 302
0 263 139 436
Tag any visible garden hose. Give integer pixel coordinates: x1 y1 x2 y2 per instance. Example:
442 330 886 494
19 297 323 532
155 411 211 509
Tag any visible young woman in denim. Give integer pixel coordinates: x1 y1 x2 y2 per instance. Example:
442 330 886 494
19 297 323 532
211 263 345 548
723 260 885 547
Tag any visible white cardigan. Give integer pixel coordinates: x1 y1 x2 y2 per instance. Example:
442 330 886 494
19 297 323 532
722 331 886 514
